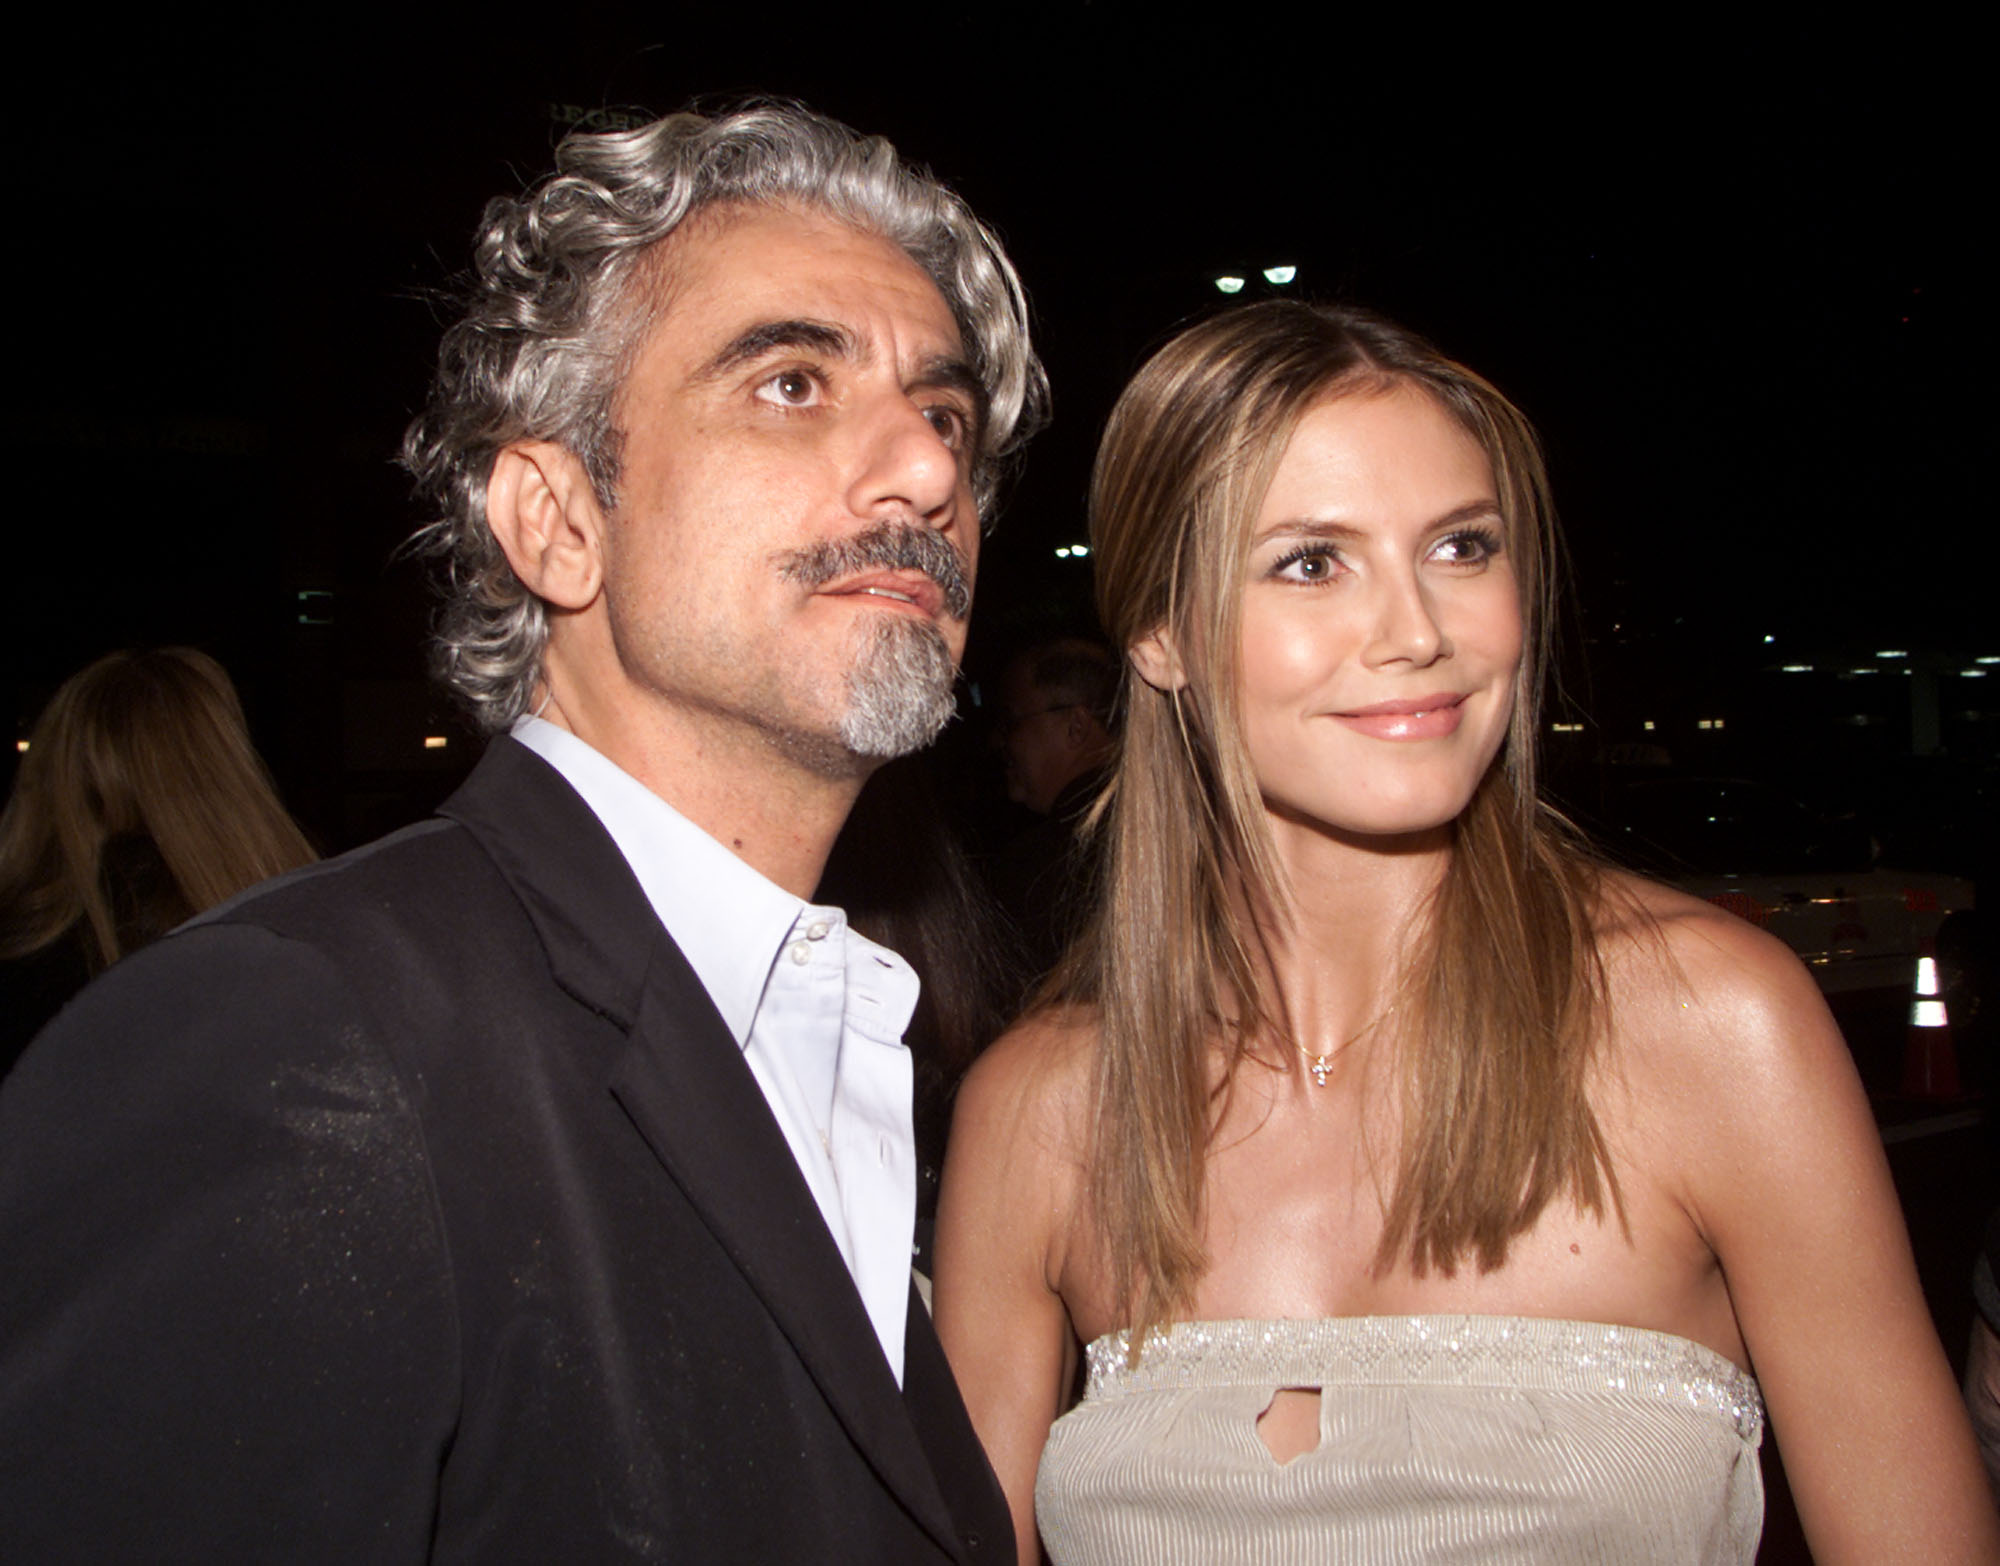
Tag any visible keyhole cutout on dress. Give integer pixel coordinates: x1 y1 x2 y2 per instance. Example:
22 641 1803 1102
1255 1387 1323 1464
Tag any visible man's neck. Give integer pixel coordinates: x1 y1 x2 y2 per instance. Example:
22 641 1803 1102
534 691 863 900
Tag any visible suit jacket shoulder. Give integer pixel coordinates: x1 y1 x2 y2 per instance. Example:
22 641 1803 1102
0 738 1011 1564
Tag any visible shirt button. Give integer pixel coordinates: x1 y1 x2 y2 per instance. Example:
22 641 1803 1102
806 920 831 940
788 942 810 965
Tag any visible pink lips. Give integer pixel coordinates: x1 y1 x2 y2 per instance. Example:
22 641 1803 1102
1330 694 1466 740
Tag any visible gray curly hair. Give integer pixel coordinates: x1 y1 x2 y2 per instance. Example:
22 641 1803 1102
402 101 1048 732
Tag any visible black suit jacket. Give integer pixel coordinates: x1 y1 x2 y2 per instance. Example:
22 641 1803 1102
0 739 1012 1563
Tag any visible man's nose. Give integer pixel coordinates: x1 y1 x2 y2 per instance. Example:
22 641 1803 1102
1361 569 1450 669
845 395 966 526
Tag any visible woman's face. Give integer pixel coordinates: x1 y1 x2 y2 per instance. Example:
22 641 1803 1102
1234 383 1523 843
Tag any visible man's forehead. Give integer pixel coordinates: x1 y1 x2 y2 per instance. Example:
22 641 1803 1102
647 202 964 368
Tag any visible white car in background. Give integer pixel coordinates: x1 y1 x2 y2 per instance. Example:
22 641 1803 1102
1582 775 1974 997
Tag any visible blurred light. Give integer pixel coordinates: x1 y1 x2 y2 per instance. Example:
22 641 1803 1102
1913 999 1947 1028
1916 956 1939 996
1697 719 1713 730
1551 722 1584 733
1963 669 1987 678
1976 656 2000 665
14 740 26 754
1781 664 1813 673
423 736 448 750
1214 275 1246 294
1071 544 1091 557
1875 649 1907 659
1055 546 1071 558
1262 265 1297 285
1849 668 1878 676
1762 634 1775 644
1642 720 1656 731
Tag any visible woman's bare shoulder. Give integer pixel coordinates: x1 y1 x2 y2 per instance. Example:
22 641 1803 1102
954 1003 1102 1167
1591 869 1858 1132
1594 869 1826 1024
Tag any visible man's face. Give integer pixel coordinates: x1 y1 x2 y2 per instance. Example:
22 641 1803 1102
999 663 1088 815
592 203 983 777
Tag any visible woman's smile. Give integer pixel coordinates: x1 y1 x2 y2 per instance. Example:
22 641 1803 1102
1238 384 1523 840
1326 692 1467 740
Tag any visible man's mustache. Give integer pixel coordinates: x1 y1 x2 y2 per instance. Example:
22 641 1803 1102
778 521 973 620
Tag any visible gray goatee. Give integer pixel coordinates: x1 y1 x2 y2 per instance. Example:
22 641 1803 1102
778 520 972 761
839 616 959 758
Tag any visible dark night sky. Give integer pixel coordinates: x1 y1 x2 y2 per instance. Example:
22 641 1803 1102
8 18 1987 835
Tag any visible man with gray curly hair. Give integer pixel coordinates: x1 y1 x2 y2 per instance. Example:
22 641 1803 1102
1 102 1044 1562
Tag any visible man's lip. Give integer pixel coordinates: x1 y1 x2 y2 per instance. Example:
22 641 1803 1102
820 571 947 619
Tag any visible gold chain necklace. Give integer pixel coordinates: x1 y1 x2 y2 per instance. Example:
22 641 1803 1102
1294 1004 1397 1087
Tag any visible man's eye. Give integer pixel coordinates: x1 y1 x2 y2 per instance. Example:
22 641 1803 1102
757 370 820 408
922 405 967 448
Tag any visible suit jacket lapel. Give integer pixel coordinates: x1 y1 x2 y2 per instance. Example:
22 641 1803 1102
444 740 967 1558
609 968 964 1555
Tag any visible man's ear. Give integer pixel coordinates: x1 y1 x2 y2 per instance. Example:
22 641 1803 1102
484 441 605 612
1128 626 1189 692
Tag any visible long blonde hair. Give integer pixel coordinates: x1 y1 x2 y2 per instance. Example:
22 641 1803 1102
0 648 317 970
1063 302 1614 1339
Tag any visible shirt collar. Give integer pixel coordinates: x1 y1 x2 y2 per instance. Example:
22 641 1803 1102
511 717 802 1048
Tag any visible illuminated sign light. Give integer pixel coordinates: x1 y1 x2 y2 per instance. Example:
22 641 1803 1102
1696 718 1726 730
1642 720 1656 731
1263 266 1298 285
423 736 448 750
1214 276 1246 294
1551 722 1584 733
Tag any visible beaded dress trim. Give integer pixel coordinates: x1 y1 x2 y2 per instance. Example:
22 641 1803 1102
1083 1316 1763 1444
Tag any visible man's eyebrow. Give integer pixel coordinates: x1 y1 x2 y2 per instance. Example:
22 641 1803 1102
688 319 856 384
912 353 990 429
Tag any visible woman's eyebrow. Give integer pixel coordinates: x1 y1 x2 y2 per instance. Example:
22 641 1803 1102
1253 499 1502 544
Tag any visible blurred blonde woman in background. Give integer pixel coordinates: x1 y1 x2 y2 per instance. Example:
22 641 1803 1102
1 648 315 1073
935 302 1996 1564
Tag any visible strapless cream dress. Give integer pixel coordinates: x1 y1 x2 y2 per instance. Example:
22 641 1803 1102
1036 1316 1763 1564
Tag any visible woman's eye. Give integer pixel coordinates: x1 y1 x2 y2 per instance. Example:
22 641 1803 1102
1432 529 1499 565
1274 547 1340 583
757 370 820 408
